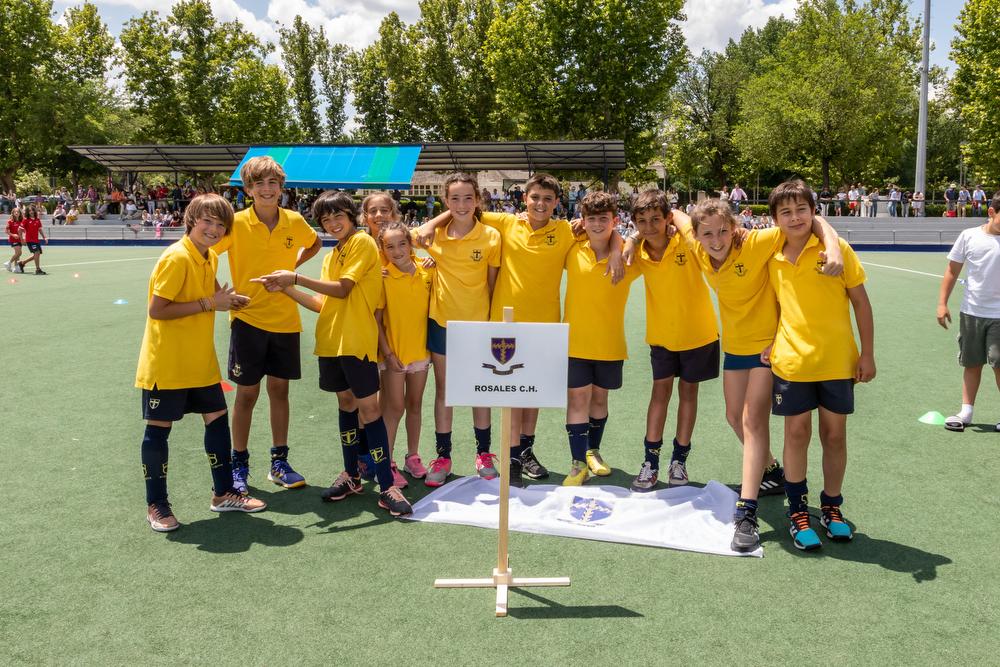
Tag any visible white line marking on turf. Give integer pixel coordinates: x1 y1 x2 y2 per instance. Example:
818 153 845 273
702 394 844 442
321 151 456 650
862 262 943 279
45 256 159 268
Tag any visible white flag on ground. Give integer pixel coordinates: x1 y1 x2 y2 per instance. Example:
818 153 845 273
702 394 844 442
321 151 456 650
405 476 762 558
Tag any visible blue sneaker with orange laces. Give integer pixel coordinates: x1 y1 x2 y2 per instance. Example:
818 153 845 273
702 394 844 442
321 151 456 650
788 510 822 551
820 504 854 541
268 458 306 489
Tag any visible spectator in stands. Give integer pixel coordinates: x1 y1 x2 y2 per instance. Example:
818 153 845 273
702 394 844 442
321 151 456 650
973 185 987 216
870 187 880 216
730 183 747 213
425 193 436 220
66 204 79 225
912 191 925 217
835 188 846 216
945 183 959 214
901 190 912 218
958 185 971 218
888 185 901 217
53 203 67 225
93 200 108 220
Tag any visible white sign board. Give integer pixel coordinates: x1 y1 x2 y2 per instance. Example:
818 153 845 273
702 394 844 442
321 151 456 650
445 321 568 408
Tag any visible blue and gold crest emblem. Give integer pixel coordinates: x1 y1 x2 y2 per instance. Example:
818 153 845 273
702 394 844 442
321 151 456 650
569 497 613 524
482 337 524 375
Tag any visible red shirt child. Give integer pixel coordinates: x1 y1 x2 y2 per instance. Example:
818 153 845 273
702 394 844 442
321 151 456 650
6 217 23 244
22 217 43 244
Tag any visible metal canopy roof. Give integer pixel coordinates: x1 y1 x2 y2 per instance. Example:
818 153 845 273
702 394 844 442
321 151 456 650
69 141 627 175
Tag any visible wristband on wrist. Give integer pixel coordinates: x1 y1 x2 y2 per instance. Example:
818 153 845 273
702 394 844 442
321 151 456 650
294 272 298 285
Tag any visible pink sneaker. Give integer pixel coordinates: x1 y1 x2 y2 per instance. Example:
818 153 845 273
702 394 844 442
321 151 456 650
403 453 427 479
391 462 408 489
425 457 452 487
475 452 499 480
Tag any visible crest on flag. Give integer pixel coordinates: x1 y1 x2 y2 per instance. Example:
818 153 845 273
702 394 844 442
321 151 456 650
568 496 614 525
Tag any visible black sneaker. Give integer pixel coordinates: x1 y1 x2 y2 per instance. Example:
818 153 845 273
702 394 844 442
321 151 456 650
320 471 363 502
510 457 525 488
34 269 47 275
759 463 785 496
378 486 413 517
520 447 549 479
731 509 760 552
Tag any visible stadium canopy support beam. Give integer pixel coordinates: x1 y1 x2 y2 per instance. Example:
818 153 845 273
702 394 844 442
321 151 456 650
433 307 570 617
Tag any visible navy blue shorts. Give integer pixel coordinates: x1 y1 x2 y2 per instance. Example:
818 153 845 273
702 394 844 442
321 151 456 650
141 383 227 421
650 340 720 382
228 318 301 385
427 318 447 356
723 352 769 371
318 355 380 399
26 242 42 254
568 357 624 390
771 376 854 416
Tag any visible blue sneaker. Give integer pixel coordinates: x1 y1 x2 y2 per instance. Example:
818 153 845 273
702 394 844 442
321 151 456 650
358 453 376 482
268 458 306 489
788 510 822 551
232 460 250 495
820 505 854 541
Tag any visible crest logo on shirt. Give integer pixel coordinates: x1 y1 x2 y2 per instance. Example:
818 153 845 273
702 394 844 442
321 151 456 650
814 258 826 274
545 233 556 246
231 363 243 378
483 337 524 375
734 262 747 277
471 249 483 261
148 398 160 410
674 251 687 266
568 497 614 524
284 236 294 249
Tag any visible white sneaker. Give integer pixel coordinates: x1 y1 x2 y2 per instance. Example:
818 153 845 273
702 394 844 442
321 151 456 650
3 261 10 272
667 460 689 486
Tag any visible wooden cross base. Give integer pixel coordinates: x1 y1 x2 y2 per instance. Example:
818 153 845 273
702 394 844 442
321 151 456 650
434 566 571 617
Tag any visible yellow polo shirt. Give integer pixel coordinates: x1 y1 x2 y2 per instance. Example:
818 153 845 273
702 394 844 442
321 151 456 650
136 236 221 390
564 239 641 360
481 212 576 322
768 236 866 381
314 233 382 361
378 261 434 365
681 225 783 355
635 234 718 352
213 206 318 333
425 220 501 326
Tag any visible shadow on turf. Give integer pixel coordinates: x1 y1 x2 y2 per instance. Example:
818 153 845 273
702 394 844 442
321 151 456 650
165 514 304 553
246 482 426 533
757 503 952 582
507 589 643 620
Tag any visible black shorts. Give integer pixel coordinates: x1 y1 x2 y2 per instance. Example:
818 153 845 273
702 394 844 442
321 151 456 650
26 242 42 254
650 340 720 383
8 240 20 247
568 357 624 390
228 318 301 385
427 318 447 356
771 376 854 416
141 384 226 421
319 355 380 398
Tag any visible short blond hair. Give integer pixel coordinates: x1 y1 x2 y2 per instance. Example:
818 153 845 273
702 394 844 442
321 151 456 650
691 198 738 233
240 156 286 189
184 193 234 234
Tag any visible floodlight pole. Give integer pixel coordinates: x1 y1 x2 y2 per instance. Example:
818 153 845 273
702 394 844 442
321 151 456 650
914 0 931 197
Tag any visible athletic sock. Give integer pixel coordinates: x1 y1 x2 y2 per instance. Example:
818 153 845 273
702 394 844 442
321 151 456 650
785 478 809 514
269 445 289 461
958 403 974 422
232 449 249 465
363 417 394 492
820 490 844 508
644 438 663 469
435 431 452 459
141 424 171 505
566 423 589 462
204 416 235 495
588 415 608 450
339 409 361 478
671 438 691 463
511 434 533 462
474 426 491 454
735 498 759 517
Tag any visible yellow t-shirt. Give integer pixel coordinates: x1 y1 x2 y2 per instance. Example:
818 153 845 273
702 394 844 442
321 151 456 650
768 236 867 381
378 261 434 365
564 239 641 361
314 233 382 361
135 236 221 390
680 224 783 355
425 220 502 326
213 206 318 333
635 234 718 351
481 212 577 322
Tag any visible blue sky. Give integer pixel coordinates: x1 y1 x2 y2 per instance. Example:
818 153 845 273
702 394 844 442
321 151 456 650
61 0 964 74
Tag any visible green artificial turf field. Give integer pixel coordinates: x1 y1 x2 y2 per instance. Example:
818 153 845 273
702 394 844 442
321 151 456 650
1 246 997 665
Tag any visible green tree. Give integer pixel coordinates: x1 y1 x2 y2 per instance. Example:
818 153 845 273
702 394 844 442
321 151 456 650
734 0 920 188
217 59 297 143
951 0 1000 179
279 15 323 142
58 3 115 84
120 12 189 142
350 40 393 142
316 38 353 141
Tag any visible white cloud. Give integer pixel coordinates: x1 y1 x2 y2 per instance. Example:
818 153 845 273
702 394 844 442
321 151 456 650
682 0 800 54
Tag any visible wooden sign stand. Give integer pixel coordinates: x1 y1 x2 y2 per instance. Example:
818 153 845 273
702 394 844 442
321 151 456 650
433 307 570 617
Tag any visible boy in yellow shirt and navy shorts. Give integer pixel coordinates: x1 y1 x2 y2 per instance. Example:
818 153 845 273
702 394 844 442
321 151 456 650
136 194 266 532
766 180 875 550
213 156 321 495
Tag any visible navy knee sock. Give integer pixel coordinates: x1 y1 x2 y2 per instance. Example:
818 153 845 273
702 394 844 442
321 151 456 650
270 445 289 461
339 409 361 478
644 438 662 469
588 415 608 450
204 416 234 496
566 423 589 462
785 478 809 514
671 438 691 463
820 491 843 507
511 434 533 462
141 424 171 504
232 449 249 465
435 431 452 459
474 426 491 454
364 417 394 492
736 498 759 517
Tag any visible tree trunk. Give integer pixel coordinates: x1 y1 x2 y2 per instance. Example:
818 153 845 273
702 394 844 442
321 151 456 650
821 157 831 191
